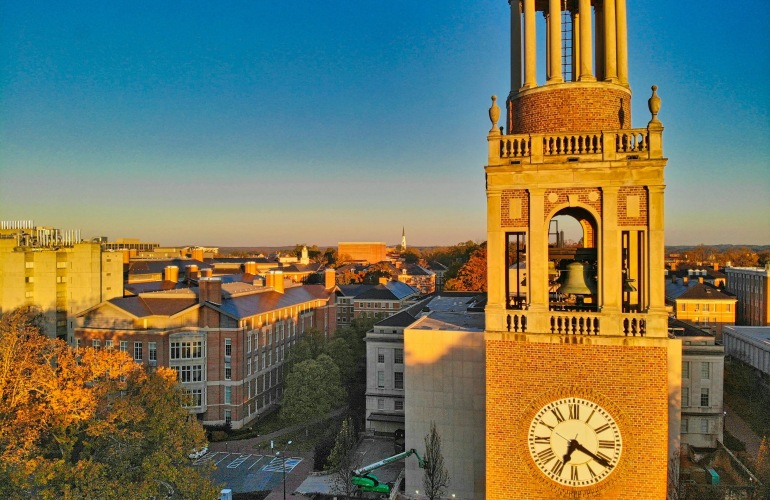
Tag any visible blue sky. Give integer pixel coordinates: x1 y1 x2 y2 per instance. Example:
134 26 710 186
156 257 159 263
1 1 768 247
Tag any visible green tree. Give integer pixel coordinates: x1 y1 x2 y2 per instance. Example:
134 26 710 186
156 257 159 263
280 355 345 426
323 337 356 385
0 307 217 500
327 417 359 499
423 421 450 500
401 248 421 264
444 245 487 292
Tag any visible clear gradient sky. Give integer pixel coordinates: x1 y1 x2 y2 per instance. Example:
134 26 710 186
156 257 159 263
1 1 768 247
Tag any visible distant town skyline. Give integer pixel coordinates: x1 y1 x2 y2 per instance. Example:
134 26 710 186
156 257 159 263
1 1 768 246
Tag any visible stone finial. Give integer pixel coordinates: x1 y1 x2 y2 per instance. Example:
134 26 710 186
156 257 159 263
648 85 661 125
489 95 501 134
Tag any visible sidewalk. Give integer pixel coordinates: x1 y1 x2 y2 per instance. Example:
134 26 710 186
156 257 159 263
724 404 762 458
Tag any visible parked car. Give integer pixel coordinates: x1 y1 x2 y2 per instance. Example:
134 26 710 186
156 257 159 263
188 446 209 460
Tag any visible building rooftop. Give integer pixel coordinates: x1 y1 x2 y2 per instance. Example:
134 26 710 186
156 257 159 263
408 294 486 331
724 326 770 346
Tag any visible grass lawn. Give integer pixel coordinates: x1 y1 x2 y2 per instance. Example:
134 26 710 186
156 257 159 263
723 357 770 439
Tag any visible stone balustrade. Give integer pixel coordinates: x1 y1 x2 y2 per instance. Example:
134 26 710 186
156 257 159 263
504 310 651 337
491 127 662 165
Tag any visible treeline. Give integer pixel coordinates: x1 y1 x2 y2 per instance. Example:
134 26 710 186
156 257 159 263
669 245 770 267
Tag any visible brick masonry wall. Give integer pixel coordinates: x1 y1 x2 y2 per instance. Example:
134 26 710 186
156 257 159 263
501 189 530 228
486 339 669 499
618 186 648 226
512 87 632 134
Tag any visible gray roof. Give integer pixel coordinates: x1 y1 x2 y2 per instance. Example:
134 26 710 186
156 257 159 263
128 258 207 276
665 281 734 301
214 285 333 320
108 294 198 318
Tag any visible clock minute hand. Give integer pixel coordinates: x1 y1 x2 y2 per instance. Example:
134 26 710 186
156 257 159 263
573 440 613 468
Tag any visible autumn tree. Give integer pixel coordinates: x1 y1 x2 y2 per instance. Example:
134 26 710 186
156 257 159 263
757 437 770 489
327 417 360 499
422 421 450 500
444 245 487 292
0 307 217 499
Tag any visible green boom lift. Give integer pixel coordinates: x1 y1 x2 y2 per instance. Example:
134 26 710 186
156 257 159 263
351 448 427 495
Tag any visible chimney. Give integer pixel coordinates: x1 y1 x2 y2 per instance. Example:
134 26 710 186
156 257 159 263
245 261 257 275
199 277 222 305
265 272 274 288
698 277 704 284
271 270 284 294
683 276 689 284
713 263 719 271
200 268 213 278
164 266 179 282
379 277 389 286
191 248 204 261
185 264 199 281
325 268 336 290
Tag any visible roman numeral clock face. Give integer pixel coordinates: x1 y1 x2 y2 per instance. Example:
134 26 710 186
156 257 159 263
528 397 622 488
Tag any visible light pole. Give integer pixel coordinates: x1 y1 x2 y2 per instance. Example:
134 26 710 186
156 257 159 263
276 440 293 500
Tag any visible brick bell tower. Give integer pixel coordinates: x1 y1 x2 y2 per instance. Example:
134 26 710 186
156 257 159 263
484 0 680 498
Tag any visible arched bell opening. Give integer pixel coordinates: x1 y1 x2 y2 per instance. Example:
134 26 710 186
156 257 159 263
547 208 598 312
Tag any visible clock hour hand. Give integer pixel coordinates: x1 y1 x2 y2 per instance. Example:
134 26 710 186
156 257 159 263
573 440 612 468
563 439 578 464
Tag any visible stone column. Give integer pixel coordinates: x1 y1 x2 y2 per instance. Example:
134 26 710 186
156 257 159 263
547 0 563 83
486 188 506 332
647 185 667 312
616 0 629 85
572 10 580 82
523 0 537 88
601 187 621 313
603 0 618 83
594 5 604 80
528 189 549 311
510 0 522 91
578 0 595 81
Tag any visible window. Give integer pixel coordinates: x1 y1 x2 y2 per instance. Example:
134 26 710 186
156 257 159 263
92 339 100 349
701 362 711 380
682 388 689 407
701 388 710 407
120 341 128 352
224 410 231 424
105 340 113 349
377 349 385 364
680 303 685 311
394 372 404 390
682 362 690 379
377 398 384 410
134 342 143 361
184 388 202 407
703 304 710 312
224 386 232 404
377 371 385 388
394 349 404 364
149 342 157 362
225 363 232 381
76 338 82 349
247 334 252 353
395 400 404 411
170 341 203 360
225 338 232 357
25 261 34 269
701 419 709 434
681 418 688 434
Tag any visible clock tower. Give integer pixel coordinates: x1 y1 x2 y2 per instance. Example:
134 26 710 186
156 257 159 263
484 1 680 498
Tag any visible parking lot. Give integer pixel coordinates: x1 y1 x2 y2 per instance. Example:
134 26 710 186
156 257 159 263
195 451 304 493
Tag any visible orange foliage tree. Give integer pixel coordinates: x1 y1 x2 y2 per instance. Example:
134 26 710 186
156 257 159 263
444 246 487 292
0 307 217 499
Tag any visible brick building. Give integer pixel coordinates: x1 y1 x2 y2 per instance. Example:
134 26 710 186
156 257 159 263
74 274 337 429
725 265 770 326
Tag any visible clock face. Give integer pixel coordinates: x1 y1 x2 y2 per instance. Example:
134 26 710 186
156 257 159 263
528 397 622 487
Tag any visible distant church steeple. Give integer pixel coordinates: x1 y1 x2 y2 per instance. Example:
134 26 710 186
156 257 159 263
401 227 407 252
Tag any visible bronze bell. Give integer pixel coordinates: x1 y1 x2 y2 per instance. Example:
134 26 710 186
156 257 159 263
558 261 598 296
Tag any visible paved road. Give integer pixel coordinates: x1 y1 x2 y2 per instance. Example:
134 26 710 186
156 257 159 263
724 404 762 458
